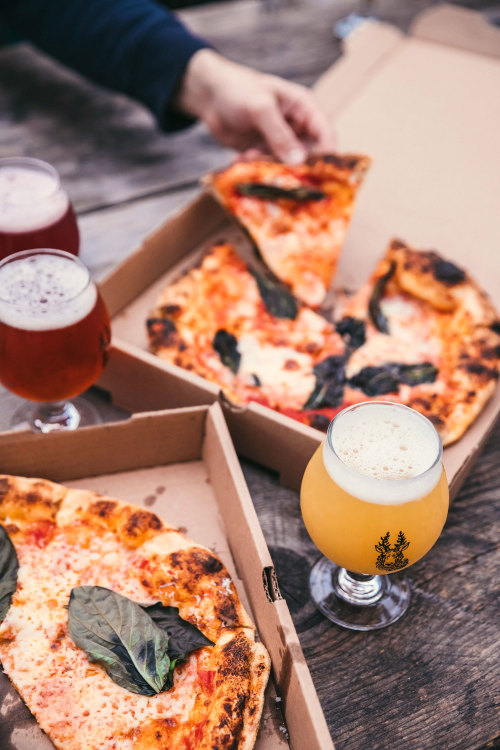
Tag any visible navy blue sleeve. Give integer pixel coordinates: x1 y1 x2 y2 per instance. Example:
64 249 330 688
0 0 210 131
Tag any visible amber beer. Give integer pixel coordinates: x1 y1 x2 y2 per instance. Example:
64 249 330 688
0 157 79 260
301 402 449 576
0 250 110 402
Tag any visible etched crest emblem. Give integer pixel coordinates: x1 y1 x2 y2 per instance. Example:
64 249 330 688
375 530 410 571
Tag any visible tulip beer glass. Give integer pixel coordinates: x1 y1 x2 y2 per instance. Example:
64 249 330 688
300 402 448 630
0 249 111 432
0 157 79 260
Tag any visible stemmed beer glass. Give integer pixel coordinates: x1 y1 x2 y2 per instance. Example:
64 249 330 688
300 402 448 630
0 156 80 260
0 249 111 432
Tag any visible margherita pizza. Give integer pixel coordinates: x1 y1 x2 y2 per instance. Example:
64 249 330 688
0 474 270 750
147 241 347 414
203 154 371 307
146 240 500 446
335 239 500 445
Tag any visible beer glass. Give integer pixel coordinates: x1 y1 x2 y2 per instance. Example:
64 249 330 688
0 249 111 432
300 402 448 630
0 157 80 260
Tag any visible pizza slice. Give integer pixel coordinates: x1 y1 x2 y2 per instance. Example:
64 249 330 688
0 474 270 750
147 241 347 425
203 154 371 307
327 240 500 445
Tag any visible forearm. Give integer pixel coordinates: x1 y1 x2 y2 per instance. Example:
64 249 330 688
0 0 209 130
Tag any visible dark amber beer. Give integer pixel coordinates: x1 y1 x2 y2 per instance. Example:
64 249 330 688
0 157 79 260
0 250 110 403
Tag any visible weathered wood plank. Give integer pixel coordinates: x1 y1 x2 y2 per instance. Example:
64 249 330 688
0 0 435 212
242 416 500 750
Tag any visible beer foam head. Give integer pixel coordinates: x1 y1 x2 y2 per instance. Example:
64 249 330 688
0 162 69 233
0 252 97 331
324 402 442 504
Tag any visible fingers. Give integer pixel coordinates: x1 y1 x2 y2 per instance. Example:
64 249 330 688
250 97 308 164
276 81 336 153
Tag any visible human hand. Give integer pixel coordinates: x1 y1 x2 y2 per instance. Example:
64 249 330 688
174 49 335 163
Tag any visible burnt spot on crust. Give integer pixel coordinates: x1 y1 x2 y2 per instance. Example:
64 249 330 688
216 597 239 627
0 477 11 499
123 510 163 539
159 304 182 317
146 317 178 348
169 548 224 578
482 345 500 360
491 321 500 336
219 633 252 680
460 362 499 381
89 499 118 519
399 249 465 287
389 239 408 251
307 153 363 171
432 259 466 286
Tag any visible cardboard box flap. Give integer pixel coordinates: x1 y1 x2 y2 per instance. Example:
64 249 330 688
313 8 500 301
313 21 403 120
410 4 500 60
100 192 226 318
0 405 334 750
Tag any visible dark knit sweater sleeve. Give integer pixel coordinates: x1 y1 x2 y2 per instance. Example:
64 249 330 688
0 0 209 131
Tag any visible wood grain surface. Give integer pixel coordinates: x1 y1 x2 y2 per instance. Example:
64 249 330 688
0 1 499 749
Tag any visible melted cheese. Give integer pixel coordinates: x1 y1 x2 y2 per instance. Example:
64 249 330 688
346 295 440 378
237 333 315 405
0 530 200 750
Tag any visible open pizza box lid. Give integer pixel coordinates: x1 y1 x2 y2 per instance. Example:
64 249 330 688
99 3 500 501
0 403 334 750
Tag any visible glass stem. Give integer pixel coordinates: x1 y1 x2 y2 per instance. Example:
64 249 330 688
335 568 383 605
32 400 81 432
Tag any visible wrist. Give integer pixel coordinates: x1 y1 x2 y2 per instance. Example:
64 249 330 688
174 48 224 119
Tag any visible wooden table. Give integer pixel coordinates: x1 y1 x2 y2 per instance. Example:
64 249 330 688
0 2 499 748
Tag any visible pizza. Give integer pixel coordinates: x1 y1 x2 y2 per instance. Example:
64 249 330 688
0 474 270 750
147 241 347 414
203 154 371 308
333 239 500 445
146 240 500 446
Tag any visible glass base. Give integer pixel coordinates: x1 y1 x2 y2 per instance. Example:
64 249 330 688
10 398 102 433
309 557 410 631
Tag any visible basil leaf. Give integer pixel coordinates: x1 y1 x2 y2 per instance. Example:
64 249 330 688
396 362 438 386
213 329 241 373
142 602 214 689
349 366 400 396
237 182 326 202
368 261 396 334
335 317 366 350
254 273 298 319
0 526 19 622
142 602 214 662
68 586 171 696
303 355 346 410
348 361 438 396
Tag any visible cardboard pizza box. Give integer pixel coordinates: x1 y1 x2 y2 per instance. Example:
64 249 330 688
0 403 334 750
99 4 500 501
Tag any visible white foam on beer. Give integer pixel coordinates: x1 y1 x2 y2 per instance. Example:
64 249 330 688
0 165 68 233
0 254 96 331
324 403 442 504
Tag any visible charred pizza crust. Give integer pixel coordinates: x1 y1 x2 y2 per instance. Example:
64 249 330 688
203 154 371 307
0 475 270 750
338 240 500 445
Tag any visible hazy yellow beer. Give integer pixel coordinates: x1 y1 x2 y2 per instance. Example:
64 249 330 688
301 402 449 576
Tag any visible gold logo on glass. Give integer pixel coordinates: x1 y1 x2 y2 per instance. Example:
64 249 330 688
375 531 410 571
